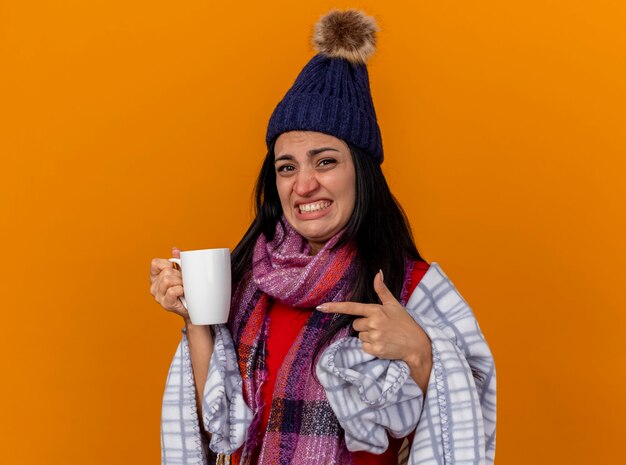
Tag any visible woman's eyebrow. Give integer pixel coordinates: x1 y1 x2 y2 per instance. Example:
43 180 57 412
308 147 339 156
275 147 340 163
274 154 294 163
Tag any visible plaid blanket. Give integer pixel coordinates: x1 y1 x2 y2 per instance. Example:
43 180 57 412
160 262 497 464
317 262 497 464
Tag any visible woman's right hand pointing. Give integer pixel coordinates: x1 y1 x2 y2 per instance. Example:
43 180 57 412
150 246 190 323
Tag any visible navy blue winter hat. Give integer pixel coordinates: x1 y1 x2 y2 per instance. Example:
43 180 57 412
266 9 384 163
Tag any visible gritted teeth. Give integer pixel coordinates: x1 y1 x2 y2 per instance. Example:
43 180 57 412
298 200 332 213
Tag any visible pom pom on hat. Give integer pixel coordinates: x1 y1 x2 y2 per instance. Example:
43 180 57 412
312 9 379 65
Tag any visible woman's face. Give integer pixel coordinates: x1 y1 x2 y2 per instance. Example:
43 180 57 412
274 131 356 255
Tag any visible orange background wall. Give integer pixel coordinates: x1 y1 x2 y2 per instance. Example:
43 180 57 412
1 1 624 464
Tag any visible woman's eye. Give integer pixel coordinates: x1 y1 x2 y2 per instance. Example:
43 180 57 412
318 158 337 167
277 165 295 173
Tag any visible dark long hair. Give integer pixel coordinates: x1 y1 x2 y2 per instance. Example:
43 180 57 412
231 138 426 356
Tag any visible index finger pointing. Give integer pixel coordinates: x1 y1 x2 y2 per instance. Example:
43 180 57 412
317 301 374 317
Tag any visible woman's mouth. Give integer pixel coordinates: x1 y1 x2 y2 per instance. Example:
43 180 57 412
297 200 332 214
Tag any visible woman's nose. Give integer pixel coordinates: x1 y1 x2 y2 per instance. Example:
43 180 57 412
293 169 320 196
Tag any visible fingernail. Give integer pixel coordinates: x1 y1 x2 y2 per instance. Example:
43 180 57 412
379 269 384 283
316 304 328 312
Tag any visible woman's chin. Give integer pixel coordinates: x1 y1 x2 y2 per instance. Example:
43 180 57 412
285 211 347 249
300 227 341 250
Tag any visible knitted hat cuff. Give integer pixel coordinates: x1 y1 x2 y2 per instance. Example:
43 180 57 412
266 92 383 163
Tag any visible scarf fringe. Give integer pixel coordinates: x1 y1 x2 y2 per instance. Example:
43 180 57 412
216 453 231 465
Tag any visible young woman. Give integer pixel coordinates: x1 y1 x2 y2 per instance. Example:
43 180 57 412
151 9 496 465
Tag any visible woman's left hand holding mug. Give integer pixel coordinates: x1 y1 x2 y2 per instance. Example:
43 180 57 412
150 247 190 324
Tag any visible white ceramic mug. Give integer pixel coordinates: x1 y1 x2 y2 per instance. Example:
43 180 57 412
168 248 231 325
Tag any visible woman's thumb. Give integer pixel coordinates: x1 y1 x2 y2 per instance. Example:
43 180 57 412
374 269 395 305
172 246 181 259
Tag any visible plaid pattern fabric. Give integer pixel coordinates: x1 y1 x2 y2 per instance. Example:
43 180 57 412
229 251 361 464
317 262 497 465
161 326 211 465
161 260 495 465
161 323 253 465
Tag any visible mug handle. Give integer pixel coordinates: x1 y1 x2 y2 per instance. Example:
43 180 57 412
168 258 188 309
